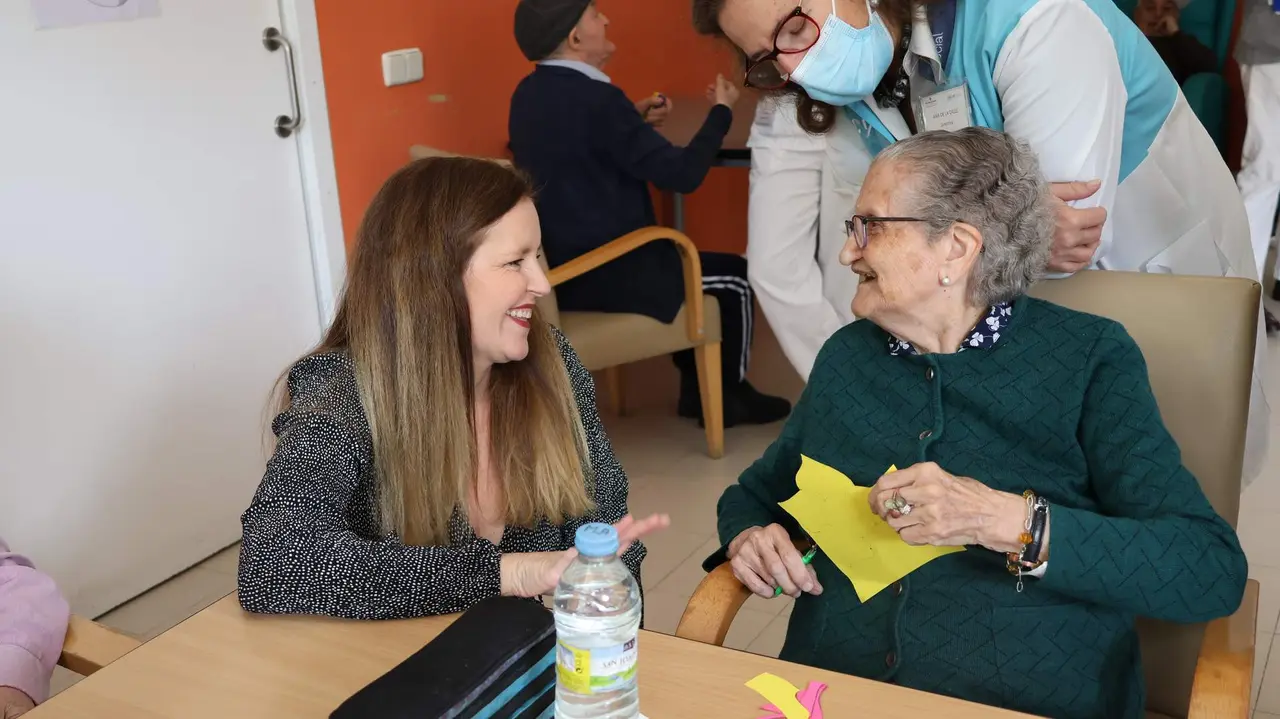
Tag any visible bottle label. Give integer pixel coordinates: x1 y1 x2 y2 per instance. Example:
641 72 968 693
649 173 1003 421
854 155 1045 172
556 637 638 695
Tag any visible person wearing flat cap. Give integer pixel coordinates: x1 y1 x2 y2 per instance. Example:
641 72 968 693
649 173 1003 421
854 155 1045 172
509 0 791 427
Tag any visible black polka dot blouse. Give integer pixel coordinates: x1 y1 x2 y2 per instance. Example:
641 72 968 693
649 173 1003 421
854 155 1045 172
236 328 645 619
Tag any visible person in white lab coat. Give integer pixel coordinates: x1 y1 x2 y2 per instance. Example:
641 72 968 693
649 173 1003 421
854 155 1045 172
746 96 864 378
693 0 1269 483
1235 0 1280 310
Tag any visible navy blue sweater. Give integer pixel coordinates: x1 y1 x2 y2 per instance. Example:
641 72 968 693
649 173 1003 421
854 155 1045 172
508 64 732 323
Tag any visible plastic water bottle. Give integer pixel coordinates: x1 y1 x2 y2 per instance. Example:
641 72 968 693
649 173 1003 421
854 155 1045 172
554 523 642 718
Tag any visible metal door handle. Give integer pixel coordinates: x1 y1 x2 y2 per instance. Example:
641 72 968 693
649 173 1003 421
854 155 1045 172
262 27 302 138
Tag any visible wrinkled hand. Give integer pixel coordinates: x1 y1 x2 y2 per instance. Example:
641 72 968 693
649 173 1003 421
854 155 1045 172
0 687 36 719
635 94 672 127
727 524 822 599
867 462 1024 553
707 74 741 110
500 513 670 598
1047 180 1107 274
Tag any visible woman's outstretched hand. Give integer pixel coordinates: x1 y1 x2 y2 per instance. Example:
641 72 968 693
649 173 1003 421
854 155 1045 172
727 523 822 599
612 513 670 555
500 513 670 598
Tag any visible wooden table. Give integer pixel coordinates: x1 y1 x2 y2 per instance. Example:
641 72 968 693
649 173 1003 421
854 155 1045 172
32 594 1036 718
655 94 759 233
656 93 758 163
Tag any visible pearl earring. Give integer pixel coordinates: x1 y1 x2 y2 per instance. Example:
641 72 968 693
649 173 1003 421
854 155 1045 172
941 276 952 287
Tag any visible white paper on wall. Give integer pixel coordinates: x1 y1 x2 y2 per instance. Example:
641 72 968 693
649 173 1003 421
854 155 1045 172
31 0 160 30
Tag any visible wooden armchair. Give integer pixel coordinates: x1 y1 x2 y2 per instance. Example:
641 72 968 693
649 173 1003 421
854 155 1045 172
538 228 725 458
408 145 726 458
676 271 1263 717
58 615 140 676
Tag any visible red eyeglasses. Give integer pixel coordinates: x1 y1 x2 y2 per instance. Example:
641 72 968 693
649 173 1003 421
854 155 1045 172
743 6 821 90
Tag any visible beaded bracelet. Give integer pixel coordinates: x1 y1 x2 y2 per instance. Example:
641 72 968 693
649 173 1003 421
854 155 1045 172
1005 491 1050 592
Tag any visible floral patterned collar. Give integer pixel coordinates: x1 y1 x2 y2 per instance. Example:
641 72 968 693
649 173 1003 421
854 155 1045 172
887 302 1014 356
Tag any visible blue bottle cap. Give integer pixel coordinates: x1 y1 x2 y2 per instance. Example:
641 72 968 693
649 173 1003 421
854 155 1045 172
574 523 620 557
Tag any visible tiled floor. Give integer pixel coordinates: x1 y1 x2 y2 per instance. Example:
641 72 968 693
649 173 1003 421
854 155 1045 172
54 302 1280 717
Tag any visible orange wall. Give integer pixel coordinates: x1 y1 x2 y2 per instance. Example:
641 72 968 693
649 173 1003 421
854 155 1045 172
315 0 750 255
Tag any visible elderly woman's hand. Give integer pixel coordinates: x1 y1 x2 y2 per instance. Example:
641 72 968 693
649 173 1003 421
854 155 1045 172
867 463 1026 553
727 524 823 599
1047 181 1108 273
0 687 35 718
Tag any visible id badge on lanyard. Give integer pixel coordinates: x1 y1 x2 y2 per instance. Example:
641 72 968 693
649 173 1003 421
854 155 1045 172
914 82 973 133
913 0 968 133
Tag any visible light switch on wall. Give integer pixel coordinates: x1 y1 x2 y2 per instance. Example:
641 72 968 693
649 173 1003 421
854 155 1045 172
382 48 423 87
404 49 424 83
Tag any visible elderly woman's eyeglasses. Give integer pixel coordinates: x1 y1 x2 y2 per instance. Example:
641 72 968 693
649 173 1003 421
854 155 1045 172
743 6 821 90
844 215 930 249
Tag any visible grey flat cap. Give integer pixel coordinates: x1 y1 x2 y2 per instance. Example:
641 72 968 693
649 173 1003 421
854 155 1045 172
514 0 592 62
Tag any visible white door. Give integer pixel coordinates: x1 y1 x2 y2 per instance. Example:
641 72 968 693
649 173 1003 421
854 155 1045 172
0 0 326 617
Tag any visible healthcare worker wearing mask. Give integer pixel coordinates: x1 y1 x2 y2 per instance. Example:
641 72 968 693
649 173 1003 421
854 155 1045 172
746 95 864 378
692 0 1269 484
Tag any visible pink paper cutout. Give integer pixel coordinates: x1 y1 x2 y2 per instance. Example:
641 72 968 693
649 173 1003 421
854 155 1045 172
756 680 827 719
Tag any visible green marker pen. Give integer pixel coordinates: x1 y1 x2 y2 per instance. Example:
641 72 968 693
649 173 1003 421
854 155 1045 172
774 544 819 597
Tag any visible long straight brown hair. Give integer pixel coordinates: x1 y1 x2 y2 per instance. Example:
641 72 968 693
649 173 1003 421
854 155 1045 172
295 156 592 546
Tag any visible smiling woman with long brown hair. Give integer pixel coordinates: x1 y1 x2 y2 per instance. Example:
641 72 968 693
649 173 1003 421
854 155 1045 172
236 156 668 619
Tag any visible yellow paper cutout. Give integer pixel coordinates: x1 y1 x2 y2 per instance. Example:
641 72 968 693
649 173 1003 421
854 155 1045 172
778 455 963 602
745 672 810 719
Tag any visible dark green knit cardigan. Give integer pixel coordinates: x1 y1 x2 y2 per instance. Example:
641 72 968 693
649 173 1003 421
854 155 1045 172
708 297 1247 719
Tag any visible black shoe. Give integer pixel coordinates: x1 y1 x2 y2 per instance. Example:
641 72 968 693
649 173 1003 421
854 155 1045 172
734 382 792 425
677 377 702 420
677 381 791 428
1267 308 1280 336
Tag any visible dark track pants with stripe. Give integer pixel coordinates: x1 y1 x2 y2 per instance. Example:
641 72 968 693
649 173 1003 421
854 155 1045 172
673 252 753 385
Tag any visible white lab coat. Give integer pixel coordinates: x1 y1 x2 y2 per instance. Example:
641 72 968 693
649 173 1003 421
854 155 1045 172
1238 62 1280 281
746 97 865 379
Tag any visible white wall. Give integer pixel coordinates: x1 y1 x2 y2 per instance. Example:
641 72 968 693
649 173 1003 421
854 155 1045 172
0 0 327 617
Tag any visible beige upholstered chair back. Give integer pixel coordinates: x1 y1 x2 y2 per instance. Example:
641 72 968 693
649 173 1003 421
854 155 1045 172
1029 270 1260 717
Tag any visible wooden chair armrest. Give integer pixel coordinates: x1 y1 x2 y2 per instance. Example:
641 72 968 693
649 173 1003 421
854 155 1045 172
545 227 706 344
674 560 752 646
673 539 807 646
1187 577 1259 719
59 615 141 677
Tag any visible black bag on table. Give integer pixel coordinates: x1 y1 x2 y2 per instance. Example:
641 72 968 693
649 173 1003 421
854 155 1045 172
331 596 556 719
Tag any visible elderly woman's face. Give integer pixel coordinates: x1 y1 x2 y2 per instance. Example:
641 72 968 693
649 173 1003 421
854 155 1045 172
844 161 951 323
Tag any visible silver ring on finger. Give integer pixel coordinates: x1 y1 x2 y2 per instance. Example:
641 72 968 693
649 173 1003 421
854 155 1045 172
883 491 906 513
898 501 914 515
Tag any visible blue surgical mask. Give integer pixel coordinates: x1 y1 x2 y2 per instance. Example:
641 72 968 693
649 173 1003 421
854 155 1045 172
788 0 895 107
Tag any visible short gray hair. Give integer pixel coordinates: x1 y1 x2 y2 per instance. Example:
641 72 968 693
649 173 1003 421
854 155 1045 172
876 127 1054 306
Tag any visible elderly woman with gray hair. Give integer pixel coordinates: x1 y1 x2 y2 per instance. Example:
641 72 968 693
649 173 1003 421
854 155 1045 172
708 127 1247 719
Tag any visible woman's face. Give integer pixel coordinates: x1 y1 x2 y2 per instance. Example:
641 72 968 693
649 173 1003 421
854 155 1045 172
842 160 950 324
463 198 551 373
717 0 870 76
